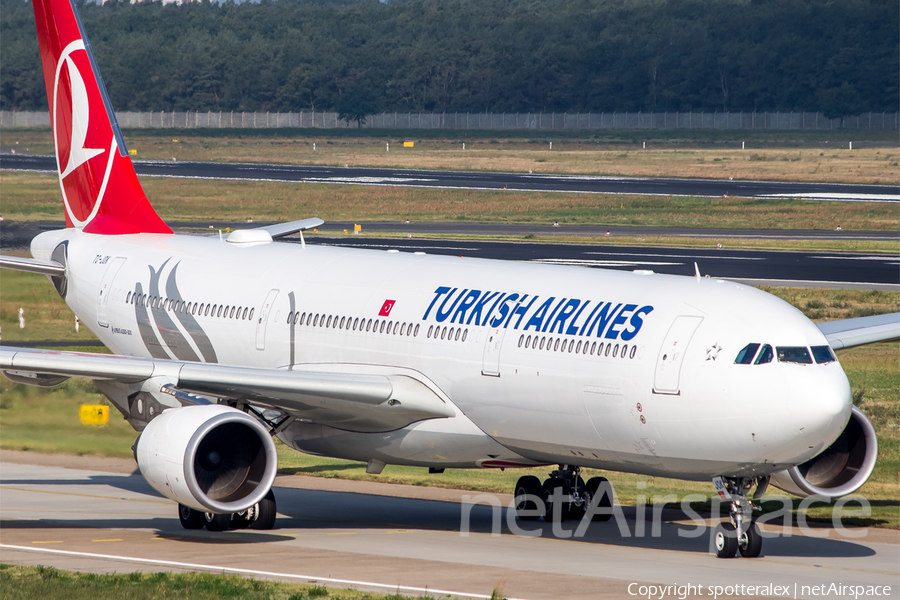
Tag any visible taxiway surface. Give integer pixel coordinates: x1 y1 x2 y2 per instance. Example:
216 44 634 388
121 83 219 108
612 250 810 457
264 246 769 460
1 459 897 599
3 153 898 201
2 222 897 289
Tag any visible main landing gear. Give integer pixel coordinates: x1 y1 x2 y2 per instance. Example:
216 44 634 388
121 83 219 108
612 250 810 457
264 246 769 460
514 465 613 522
713 476 766 559
178 489 277 532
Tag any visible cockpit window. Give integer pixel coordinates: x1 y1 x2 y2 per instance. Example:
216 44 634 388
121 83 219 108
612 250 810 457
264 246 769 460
811 345 837 364
777 346 812 364
754 344 774 365
734 343 760 364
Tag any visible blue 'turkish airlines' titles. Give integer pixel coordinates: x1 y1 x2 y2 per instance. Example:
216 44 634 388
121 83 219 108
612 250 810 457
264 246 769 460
422 287 654 341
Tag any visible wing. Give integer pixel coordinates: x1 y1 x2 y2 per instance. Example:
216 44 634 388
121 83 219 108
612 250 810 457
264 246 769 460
0 346 453 433
816 312 900 349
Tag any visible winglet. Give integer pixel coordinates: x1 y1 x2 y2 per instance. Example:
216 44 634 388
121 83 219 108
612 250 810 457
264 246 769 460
33 0 171 235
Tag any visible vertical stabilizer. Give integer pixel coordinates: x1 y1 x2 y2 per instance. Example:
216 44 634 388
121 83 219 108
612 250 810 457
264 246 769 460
33 0 171 235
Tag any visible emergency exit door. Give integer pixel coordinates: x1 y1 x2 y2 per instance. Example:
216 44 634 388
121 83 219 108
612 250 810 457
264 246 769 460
653 315 703 395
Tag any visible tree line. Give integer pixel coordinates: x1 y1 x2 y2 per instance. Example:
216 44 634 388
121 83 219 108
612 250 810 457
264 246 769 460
1 0 897 119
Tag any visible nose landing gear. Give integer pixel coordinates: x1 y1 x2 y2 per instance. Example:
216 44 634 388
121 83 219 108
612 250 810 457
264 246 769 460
713 476 767 558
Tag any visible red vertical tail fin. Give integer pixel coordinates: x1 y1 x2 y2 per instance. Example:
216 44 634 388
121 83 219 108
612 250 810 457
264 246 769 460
33 0 171 235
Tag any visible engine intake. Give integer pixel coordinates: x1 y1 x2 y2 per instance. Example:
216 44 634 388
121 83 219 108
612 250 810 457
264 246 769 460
136 405 277 513
771 406 878 499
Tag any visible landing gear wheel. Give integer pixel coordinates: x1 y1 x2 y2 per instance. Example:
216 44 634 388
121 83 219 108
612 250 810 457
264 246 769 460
738 521 762 558
178 504 205 530
541 478 571 522
204 511 232 532
250 490 277 530
584 477 613 522
714 523 738 558
514 475 542 520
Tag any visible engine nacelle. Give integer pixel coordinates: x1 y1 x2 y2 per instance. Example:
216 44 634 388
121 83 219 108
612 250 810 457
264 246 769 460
771 406 878 500
135 405 278 513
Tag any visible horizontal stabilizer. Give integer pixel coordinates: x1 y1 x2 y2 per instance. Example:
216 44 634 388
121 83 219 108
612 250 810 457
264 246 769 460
0 255 65 276
0 346 452 432
816 312 900 349
255 218 325 239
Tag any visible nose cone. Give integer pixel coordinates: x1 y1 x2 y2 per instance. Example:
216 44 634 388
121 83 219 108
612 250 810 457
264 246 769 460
790 364 853 459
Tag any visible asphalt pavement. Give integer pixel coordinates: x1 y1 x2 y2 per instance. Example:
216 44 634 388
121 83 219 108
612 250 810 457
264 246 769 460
3 153 898 201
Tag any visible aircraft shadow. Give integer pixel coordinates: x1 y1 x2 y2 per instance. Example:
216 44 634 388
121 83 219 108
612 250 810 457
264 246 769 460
271 486 879 559
1 475 880 558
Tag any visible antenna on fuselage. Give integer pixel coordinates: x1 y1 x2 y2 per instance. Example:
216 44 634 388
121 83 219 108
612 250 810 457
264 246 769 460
300 230 306 249
694 262 702 280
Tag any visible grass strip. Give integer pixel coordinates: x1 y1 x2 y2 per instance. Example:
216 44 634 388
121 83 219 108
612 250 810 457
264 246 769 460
3 129 898 184
0 564 436 600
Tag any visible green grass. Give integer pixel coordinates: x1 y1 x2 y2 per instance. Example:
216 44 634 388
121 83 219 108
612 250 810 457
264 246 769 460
0 565 432 600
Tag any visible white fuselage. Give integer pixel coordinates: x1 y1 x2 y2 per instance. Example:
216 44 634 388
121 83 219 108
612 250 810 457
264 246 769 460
32 228 852 481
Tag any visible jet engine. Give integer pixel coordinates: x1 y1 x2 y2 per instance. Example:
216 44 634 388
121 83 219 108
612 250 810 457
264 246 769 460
771 406 878 499
135 404 278 513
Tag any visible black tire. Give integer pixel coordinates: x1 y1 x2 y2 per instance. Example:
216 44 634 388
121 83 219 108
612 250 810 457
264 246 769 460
204 511 232 532
541 478 571 522
714 523 738 558
514 475 543 521
178 504 205 530
739 521 763 558
584 477 613 522
250 490 277 530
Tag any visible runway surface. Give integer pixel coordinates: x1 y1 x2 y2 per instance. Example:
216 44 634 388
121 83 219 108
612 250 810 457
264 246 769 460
1 459 897 599
301 237 900 290
3 153 898 201
1 221 897 289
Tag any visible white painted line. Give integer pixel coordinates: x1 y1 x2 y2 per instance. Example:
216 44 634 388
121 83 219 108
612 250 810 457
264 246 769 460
726 277 900 290
761 193 900 203
0 544 527 600
584 252 765 261
530 258 683 268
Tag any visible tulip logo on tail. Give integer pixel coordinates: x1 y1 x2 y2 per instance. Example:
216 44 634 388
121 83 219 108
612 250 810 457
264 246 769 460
53 40 115 229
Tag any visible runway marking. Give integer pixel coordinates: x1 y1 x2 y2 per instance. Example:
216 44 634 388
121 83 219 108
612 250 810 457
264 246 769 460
0 544 528 600
761 193 900 203
725 277 900 289
0 485 170 505
584 252 765 261
529 258 683 268
314 243 479 251
326 532 357 535
31 541 63 544
91 539 123 543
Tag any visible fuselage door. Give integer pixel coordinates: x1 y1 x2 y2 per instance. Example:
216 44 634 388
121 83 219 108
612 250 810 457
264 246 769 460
97 257 126 328
653 315 703 395
255 289 280 350
481 326 506 376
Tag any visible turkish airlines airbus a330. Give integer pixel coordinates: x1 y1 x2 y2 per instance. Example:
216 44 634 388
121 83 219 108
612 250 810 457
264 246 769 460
2 0 898 559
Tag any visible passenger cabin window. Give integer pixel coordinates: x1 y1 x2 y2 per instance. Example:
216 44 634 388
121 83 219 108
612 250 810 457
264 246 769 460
811 345 837 364
777 346 812 364
734 343 761 364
